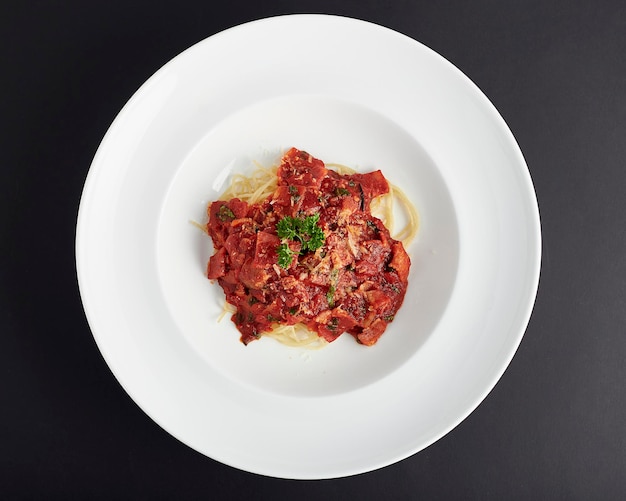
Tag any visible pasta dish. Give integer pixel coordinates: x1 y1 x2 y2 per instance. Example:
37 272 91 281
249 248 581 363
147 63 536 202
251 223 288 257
205 148 417 347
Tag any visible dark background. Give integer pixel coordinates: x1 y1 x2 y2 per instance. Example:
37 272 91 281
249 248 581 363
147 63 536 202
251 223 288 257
2 1 626 499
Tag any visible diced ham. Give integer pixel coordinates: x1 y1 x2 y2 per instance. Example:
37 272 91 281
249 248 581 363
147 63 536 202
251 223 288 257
277 148 328 188
239 257 271 290
207 247 227 279
254 231 281 265
388 242 411 282
348 170 389 207
365 289 393 315
357 318 387 346
355 240 390 276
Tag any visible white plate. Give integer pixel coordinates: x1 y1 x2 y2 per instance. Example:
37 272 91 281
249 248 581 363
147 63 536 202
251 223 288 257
76 15 540 479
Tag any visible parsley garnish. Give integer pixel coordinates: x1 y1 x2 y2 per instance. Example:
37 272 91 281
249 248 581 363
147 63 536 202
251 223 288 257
277 243 297 268
276 213 325 268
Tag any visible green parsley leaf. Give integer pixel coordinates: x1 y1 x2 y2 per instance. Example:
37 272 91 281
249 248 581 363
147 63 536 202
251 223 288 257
277 243 297 268
301 215 324 252
276 216 299 240
275 213 325 268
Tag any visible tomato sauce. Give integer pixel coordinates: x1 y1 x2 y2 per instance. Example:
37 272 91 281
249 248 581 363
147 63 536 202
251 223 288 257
207 148 411 346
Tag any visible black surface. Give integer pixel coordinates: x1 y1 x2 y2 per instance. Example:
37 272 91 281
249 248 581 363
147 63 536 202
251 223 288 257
2 1 626 499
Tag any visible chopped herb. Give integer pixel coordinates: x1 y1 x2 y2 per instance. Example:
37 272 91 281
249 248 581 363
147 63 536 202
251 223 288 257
289 185 301 202
288 307 298 315
217 205 235 222
326 268 339 307
366 220 379 232
326 285 336 307
327 317 339 331
335 187 350 197
383 315 395 322
248 296 258 305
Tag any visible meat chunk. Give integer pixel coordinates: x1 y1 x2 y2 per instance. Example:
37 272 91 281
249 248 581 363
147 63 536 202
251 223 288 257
277 148 328 188
388 242 411 282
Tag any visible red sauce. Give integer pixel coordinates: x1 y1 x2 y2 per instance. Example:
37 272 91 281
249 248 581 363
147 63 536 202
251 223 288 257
207 148 411 346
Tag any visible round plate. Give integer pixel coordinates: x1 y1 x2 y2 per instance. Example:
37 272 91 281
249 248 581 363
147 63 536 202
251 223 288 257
76 14 541 479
